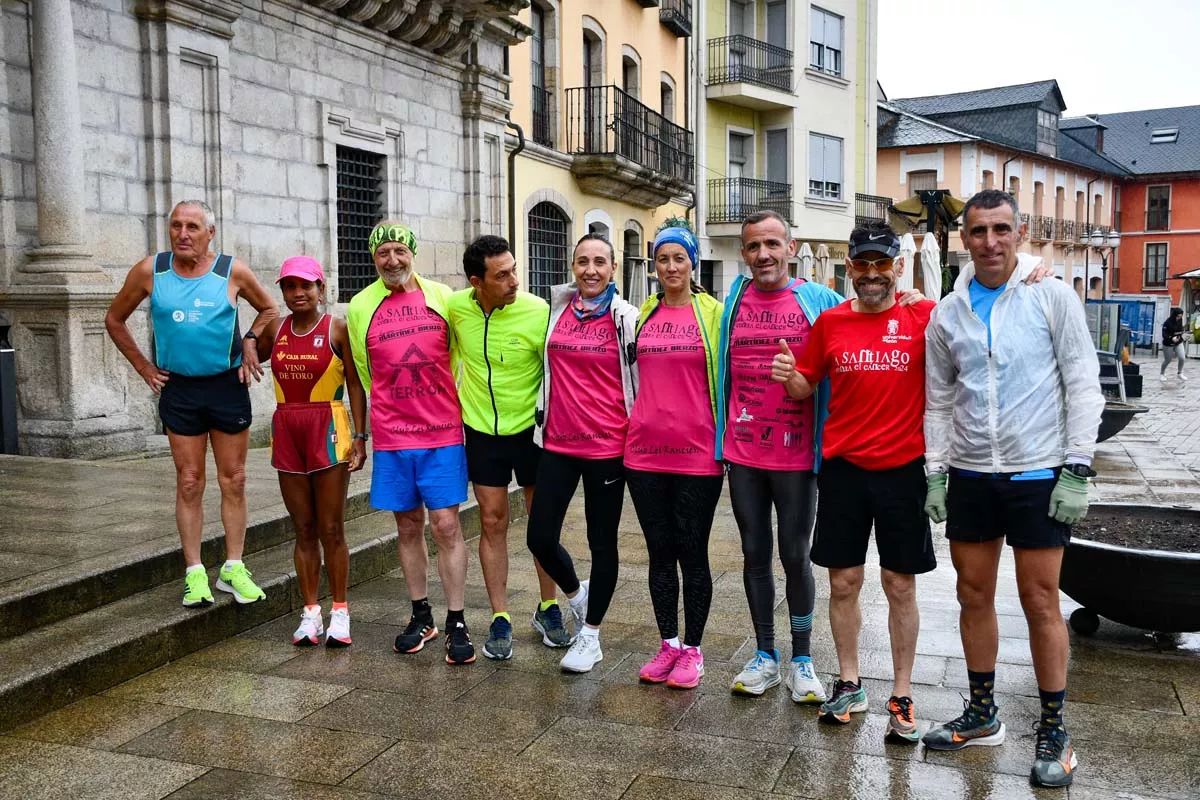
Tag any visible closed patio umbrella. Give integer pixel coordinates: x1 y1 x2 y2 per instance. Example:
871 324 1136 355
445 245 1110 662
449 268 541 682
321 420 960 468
920 231 942 299
814 243 831 288
897 232 916 292
797 242 814 281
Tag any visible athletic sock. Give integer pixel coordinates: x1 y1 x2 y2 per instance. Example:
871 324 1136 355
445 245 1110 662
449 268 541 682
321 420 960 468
412 597 432 620
492 611 511 623
332 602 348 613
539 598 559 612
223 559 243 570
304 604 321 615
790 613 813 658
445 608 465 629
968 669 998 719
185 564 205 575
665 636 681 649
1038 687 1067 731
568 587 587 610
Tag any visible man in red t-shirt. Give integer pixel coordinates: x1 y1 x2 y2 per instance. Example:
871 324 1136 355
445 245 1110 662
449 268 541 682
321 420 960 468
771 221 934 743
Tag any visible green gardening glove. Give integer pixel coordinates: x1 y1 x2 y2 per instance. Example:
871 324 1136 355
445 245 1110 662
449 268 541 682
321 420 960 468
1048 470 1089 524
924 473 948 523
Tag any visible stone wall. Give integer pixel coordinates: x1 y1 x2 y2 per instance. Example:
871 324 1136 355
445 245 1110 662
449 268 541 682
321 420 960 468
0 0 512 448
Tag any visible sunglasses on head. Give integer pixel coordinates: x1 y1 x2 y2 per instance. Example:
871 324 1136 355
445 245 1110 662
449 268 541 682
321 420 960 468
848 256 895 271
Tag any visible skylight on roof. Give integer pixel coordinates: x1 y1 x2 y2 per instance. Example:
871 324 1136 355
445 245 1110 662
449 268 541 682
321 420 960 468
1150 128 1179 144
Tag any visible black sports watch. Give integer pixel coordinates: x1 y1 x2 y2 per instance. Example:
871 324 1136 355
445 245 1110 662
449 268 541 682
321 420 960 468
352 432 369 442
1063 463 1097 479
243 331 258 342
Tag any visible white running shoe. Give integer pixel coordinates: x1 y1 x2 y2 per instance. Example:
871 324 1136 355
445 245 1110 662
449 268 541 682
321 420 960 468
326 607 352 648
1161 373 1169 381
292 607 324 646
560 630 603 673
786 658 827 703
730 650 782 696
1179 373 1188 382
568 580 590 631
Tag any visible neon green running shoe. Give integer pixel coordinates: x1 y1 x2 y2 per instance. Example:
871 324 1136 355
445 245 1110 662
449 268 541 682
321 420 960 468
216 562 266 604
182 568 214 608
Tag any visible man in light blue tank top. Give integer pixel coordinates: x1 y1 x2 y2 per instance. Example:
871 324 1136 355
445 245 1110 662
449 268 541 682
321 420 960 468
106 200 279 608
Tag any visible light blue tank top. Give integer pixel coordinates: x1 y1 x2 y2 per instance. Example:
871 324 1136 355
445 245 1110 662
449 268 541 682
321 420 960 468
150 252 242 376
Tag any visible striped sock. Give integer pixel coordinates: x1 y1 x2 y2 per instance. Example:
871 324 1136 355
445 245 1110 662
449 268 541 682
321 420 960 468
790 613 813 658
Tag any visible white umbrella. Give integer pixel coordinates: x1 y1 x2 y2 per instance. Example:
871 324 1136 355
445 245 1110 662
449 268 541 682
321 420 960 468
920 232 942 299
814 243 831 288
797 242 814 281
897 232 916 292
626 259 648 307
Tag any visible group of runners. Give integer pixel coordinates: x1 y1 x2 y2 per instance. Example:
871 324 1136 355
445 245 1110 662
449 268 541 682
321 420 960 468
105 188 1102 789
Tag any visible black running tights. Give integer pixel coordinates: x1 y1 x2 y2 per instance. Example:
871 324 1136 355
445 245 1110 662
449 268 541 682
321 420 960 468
526 449 624 627
626 469 724 647
727 463 817 654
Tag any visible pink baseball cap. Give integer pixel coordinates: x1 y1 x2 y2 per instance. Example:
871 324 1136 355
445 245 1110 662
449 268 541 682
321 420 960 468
277 256 325 283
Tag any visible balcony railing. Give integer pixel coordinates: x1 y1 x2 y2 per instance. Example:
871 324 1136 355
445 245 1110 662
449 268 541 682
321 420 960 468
1146 210 1170 231
660 0 692 37
1054 218 1076 243
564 85 694 183
854 193 890 226
707 35 793 92
708 178 792 224
531 85 552 148
1026 214 1055 241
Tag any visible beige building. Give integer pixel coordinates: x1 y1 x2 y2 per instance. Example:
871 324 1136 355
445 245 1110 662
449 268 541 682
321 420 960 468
506 1 693 302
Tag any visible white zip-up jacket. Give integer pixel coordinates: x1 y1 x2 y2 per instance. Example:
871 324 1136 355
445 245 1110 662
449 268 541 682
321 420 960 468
533 283 639 448
924 253 1104 473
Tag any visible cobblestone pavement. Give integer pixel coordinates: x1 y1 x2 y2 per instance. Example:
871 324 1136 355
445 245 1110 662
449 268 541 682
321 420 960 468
1125 355 1200 473
2 374 1200 799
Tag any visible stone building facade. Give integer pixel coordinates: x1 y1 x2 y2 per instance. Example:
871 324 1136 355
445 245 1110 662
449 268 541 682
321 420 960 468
0 0 525 457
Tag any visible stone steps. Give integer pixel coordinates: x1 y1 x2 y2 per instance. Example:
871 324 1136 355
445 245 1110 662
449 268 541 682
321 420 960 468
0 489 521 732
0 490 378 641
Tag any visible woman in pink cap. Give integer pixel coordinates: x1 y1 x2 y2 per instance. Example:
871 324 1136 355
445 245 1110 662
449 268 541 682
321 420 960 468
253 256 367 646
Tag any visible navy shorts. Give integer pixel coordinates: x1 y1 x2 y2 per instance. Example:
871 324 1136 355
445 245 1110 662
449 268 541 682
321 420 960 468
464 425 540 488
370 444 468 512
813 456 936 575
945 467 1070 549
159 368 251 437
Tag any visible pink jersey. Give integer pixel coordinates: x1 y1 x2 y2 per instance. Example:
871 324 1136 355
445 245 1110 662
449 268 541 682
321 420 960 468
544 311 627 458
722 281 815 470
365 289 463 451
625 304 720 475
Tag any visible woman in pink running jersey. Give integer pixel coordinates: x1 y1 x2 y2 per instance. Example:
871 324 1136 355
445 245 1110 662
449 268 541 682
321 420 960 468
527 233 639 674
625 227 724 690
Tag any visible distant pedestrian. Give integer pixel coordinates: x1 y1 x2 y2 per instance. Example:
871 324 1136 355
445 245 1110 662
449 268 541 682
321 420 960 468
1160 306 1187 382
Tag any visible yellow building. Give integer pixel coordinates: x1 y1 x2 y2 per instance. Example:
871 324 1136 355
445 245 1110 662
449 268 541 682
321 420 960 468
696 0 878 296
507 1 694 301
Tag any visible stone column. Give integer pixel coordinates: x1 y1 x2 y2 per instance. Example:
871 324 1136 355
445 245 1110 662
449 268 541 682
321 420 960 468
0 0 142 457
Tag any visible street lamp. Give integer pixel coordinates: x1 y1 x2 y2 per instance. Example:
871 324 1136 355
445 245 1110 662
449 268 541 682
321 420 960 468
1089 228 1122 300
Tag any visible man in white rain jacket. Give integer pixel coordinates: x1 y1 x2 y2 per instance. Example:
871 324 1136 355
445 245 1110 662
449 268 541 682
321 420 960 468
920 190 1103 791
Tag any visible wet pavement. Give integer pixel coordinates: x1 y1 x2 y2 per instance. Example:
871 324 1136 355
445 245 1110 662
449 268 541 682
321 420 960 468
1 364 1199 799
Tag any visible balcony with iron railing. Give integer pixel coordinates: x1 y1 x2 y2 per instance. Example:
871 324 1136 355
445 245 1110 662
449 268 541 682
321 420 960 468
1026 214 1055 242
565 85 694 209
708 178 792 226
531 85 553 148
706 35 794 110
1146 209 1170 231
660 0 692 37
854 193 890 226
1054 218 1077 244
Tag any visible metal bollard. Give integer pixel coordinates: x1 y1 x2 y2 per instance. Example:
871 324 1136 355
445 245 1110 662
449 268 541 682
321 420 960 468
0 324 16 455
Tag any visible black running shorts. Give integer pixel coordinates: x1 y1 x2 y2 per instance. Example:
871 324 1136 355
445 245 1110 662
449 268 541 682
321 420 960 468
159 368 252 437
813 456 936 575
464 425 540 488
945 467 1070 549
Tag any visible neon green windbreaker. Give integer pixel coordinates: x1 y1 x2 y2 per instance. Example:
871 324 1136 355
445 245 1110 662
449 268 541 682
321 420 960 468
447 288 549 436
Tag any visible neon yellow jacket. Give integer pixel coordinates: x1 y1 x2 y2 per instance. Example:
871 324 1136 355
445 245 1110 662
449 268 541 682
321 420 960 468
636 291 723 419
447 288 549 436
345 273 455 397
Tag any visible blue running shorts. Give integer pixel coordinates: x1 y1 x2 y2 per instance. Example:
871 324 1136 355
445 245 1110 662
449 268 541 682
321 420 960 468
370 444 468 512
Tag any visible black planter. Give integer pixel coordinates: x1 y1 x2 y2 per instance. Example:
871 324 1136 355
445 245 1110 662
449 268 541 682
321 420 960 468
1061 504 1200 634
1097 401 1149 442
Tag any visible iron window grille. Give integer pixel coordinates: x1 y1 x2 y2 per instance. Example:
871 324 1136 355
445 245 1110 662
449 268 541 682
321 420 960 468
527 202 570 301
336 145 386 302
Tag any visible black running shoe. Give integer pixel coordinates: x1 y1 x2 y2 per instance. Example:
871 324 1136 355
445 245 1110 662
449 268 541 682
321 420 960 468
445 620 476 665
1030 723 1077 788
394 615 438 654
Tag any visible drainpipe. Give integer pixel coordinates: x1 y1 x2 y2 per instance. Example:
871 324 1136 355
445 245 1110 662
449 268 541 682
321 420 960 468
506 120 525 246
1001 154 1019 192
684 4 694 225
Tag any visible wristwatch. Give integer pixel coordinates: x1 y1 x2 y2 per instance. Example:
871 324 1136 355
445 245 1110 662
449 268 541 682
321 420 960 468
352 432 369 442
1063 463 1097 479
243 331 258 342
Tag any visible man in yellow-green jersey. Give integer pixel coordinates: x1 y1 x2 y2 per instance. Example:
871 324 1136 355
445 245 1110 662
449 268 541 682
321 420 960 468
449 235 570 660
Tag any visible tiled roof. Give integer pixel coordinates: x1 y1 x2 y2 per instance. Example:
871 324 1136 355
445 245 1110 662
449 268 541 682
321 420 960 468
877 104 978 148
1057 131 1130 176
1060 115 1105 131
892 80 1064 116
1091 106 1200 175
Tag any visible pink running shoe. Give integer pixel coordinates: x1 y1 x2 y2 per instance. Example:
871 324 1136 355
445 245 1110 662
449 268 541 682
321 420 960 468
666 646 704 689
639 640 681 683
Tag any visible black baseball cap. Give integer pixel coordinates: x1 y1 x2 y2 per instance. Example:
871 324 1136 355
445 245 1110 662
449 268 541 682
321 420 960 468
848 228 900 260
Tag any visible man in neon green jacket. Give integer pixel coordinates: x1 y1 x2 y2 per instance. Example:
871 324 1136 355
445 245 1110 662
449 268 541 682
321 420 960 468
448 235 571 660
